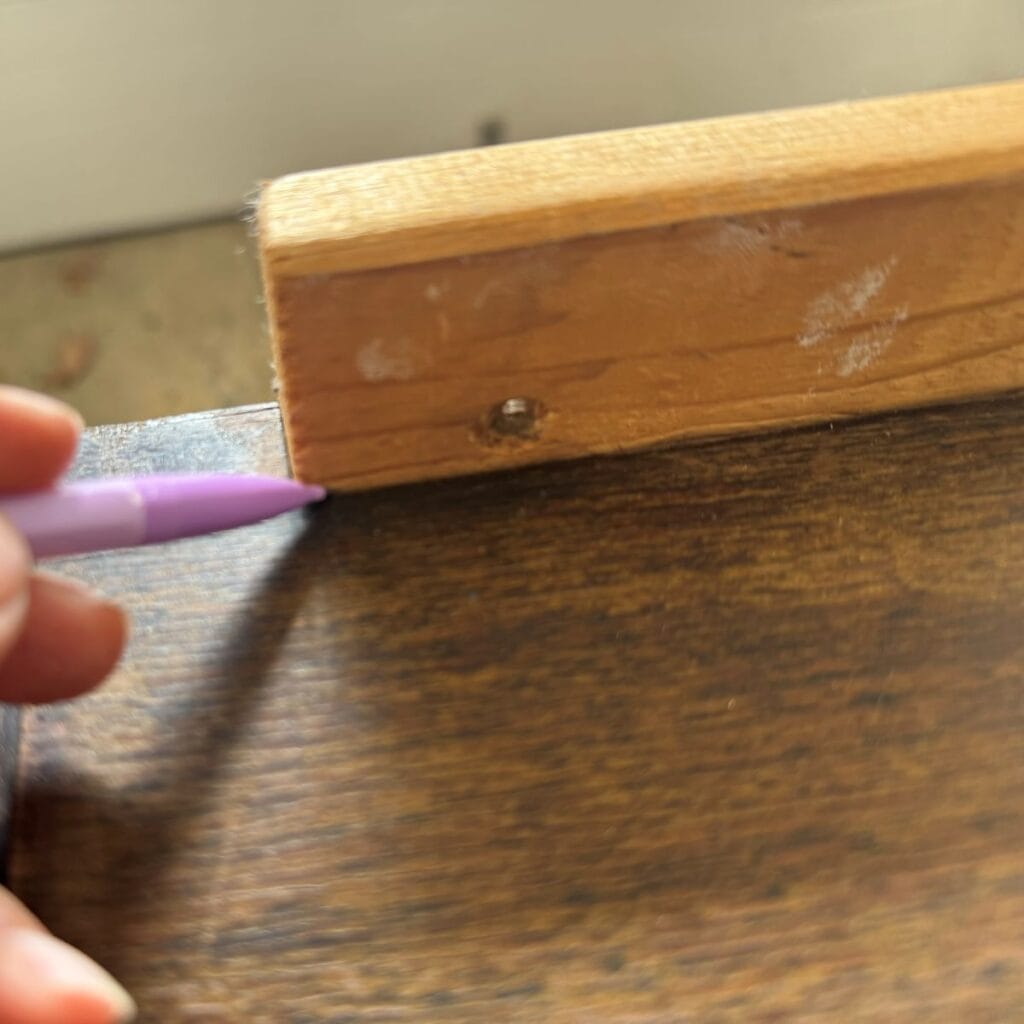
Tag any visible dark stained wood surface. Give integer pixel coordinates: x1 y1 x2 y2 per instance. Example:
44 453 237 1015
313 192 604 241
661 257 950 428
3 397 1024 1022
0 704 16 884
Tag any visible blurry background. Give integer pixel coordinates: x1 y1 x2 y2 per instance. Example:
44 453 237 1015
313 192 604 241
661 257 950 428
1 0 1021 423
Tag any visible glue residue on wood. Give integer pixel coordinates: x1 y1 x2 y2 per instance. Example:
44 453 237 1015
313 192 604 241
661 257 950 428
356 337 419 382
798 258 898 350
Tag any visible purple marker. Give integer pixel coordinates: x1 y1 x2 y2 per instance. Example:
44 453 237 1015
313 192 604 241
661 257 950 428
0 475 327 559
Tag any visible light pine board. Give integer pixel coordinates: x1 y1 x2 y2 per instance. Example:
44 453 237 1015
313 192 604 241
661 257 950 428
260 81 1024 490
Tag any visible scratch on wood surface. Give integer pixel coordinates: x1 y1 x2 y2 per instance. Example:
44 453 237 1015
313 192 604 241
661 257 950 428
799 258 898 349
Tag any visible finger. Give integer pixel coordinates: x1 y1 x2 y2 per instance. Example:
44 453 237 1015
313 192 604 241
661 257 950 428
0 572 127 704
0 927 135 1024
0 515 31 664
0 886 45 933
0 386 82 494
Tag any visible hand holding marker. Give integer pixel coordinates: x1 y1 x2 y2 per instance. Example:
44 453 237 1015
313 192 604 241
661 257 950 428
0 386 323 1024
1 473 326 559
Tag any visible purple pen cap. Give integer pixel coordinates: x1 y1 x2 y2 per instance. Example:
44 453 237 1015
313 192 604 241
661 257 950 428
134 475 327 544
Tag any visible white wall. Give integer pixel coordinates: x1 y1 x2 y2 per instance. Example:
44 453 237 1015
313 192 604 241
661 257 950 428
1 0 1021 251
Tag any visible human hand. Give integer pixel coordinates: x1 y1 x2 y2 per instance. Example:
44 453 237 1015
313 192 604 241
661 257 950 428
0 386 133 1023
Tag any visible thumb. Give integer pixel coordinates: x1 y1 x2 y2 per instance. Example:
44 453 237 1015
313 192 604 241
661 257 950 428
0 889 135 1024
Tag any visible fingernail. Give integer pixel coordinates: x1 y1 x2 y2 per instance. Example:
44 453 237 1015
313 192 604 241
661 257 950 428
0 517 30 645
0 514 30 586
33 570 104 603
0 385 84 432
33 569 129 644
0 584 29 647
12 930 136 1023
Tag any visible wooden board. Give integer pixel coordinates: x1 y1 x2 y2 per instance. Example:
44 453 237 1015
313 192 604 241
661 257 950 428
259 80 1024 490
4 396 1024 1022
0 705 16 884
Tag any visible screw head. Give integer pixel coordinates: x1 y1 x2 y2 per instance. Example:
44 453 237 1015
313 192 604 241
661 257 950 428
483 396 544 441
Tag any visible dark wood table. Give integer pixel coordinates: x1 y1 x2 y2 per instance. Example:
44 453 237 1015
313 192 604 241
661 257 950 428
2 397 1023 1022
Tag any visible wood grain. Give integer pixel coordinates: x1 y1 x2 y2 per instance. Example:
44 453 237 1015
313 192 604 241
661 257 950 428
260 81 1024 277
4 396 1024 1022
0 705 16 884
260 82 1024 491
